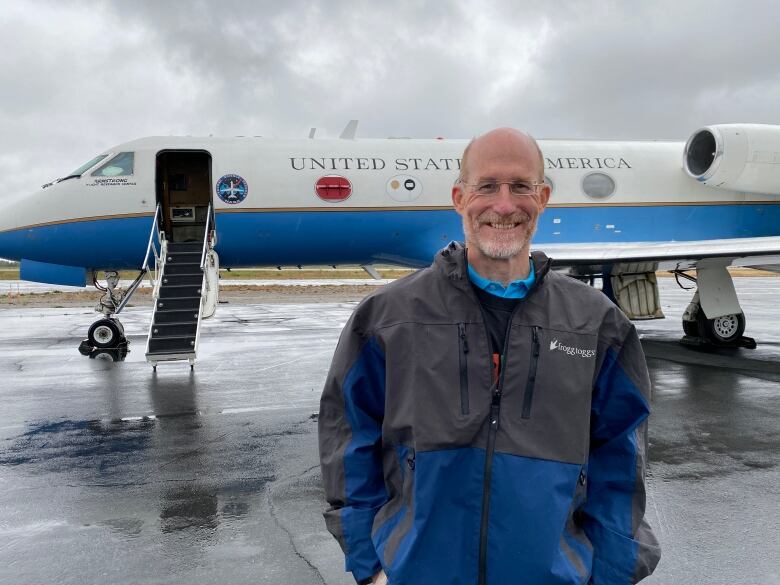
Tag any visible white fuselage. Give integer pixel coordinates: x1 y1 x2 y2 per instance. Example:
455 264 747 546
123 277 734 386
0 135 777 273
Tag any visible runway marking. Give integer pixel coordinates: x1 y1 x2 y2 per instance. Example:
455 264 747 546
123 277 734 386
255 349 332 372
44 401 323 422
647 485 668 536
107 406 316 418
0 520 68 534
220 405 304 415
0 424 28 434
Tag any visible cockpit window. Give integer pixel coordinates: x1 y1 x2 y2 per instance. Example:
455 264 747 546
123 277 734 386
92 152 134 177
68 154 108 177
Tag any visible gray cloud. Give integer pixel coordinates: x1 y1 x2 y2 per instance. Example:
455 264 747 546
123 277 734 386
1 0 779 203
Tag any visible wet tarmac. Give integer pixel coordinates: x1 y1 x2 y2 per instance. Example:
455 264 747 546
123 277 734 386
1 278 779 584
0 277 390 294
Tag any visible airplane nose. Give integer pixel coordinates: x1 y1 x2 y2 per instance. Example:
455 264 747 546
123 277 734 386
0 198 23 262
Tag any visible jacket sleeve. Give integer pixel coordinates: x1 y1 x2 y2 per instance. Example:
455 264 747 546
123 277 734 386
582 321 661 584
318 310 387 583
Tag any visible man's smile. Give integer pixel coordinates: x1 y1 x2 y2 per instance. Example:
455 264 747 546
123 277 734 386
476 211 531 233
483 221 523 230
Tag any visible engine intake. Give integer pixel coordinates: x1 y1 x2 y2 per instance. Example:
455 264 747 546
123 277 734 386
683 124 780 195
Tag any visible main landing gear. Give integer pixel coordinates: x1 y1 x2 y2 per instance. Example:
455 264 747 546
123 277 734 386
676 271 756 349
81 271 131 355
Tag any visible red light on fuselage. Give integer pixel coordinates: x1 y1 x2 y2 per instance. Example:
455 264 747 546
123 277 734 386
315 175 352 202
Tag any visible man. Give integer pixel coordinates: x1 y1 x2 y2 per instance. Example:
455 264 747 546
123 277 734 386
319 128 661 584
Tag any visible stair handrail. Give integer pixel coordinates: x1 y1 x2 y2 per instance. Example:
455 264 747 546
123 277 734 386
115 270 147 315
142 203 162 271
193 203 215 360
200 202 214 270
194 251 211 359
115 204 163 315
151 238 168 299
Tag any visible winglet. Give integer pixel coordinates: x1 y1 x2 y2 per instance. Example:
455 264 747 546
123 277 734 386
340 120 359 140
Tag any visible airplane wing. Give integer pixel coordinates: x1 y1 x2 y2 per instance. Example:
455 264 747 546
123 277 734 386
538 236 780 272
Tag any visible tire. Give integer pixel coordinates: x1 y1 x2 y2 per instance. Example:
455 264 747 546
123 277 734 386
88 319 121 349
682 319 699 337
697 309 746 345
91 350 118 362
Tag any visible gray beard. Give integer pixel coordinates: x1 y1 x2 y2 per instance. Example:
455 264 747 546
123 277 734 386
463 212 535 260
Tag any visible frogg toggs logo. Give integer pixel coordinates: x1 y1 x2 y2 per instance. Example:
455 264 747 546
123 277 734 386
549 339 596 358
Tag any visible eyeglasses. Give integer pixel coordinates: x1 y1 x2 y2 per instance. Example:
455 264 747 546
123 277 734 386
460 179 544 196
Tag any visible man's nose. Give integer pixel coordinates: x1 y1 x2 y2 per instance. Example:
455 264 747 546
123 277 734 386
491 184 517 214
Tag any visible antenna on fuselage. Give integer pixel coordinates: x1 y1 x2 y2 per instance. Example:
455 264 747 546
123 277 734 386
339 120 359 140
309 128 316 139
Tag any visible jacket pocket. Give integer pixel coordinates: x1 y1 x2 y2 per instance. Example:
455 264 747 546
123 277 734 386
575 466 587 508
457 323 469 415
381 447 416 571
564 466 593 583
521 326 540 419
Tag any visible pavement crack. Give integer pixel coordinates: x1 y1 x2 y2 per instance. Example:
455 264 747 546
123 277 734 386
65 481 151 488
297 463 321 478
159 450 204 469
266 480 327 585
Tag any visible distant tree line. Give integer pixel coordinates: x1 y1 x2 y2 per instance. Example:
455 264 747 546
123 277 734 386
0 259 18 267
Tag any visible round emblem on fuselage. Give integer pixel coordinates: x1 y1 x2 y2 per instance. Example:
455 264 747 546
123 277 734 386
386 174 422 202
216 174 248 204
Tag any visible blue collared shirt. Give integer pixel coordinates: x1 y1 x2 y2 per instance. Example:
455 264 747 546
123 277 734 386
467 261 536 299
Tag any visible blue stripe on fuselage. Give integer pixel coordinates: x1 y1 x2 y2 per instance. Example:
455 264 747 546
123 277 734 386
215 203 780 266
215 209 458 267
1 204 779 270
0 216 154 268
539 202 780 241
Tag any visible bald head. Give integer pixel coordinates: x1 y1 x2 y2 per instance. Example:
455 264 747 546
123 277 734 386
459 128 545 183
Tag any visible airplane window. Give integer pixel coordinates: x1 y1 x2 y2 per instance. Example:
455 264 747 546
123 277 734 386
68 154 108 177
582 172 615 198
92 152 134 177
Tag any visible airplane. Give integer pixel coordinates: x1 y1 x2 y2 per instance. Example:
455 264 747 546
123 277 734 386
1 121 780 365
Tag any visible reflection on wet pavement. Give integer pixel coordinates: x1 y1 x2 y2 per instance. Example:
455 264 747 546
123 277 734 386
1 281 779 584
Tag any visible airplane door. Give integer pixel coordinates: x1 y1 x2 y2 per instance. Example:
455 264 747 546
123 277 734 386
155 150 213 243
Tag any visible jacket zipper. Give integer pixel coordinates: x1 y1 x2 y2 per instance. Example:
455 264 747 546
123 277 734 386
458 323 470 415
478 386 501 585
477 304 522 585
521 326 540 419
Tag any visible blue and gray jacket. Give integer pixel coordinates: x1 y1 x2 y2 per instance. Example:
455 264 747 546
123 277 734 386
319 243 661 584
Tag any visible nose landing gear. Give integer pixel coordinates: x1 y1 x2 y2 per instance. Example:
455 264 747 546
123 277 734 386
81 270 132 354
88 317 125 348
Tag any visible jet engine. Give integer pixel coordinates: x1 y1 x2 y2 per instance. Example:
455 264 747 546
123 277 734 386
683 124 780 195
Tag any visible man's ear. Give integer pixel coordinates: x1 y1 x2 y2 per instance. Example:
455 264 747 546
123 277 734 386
452 183 465 213
538 184 551 211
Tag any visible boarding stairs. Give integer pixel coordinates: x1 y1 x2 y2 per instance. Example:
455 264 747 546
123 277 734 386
145 204 218 368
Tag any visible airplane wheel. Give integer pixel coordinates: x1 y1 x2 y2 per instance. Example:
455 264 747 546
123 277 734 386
682 319 699 337
88 319 121 349
697 310 745 345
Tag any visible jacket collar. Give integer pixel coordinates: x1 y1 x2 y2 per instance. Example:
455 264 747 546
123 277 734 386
434 241 551 295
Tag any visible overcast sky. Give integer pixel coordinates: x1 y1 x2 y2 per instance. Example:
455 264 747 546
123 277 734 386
2 0 779 203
